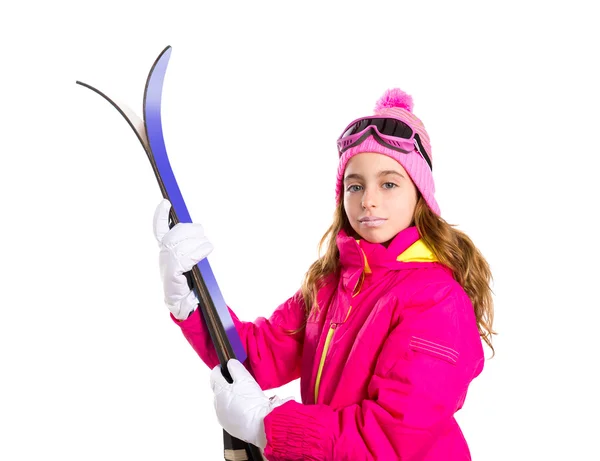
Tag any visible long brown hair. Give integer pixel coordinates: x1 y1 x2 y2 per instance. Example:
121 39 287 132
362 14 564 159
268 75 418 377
298 196 497 357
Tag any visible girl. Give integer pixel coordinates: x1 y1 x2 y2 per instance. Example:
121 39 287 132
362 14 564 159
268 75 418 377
153 88 495 460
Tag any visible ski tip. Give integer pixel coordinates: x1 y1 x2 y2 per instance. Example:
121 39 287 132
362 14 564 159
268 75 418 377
75 80 96 92
158 45 172 58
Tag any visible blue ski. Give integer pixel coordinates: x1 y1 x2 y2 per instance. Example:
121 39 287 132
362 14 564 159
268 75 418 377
76 45 265 461
142 46 247 364
76 46 246 364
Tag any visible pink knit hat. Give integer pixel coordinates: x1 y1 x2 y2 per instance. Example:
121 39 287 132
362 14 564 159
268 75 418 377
335 88 440 216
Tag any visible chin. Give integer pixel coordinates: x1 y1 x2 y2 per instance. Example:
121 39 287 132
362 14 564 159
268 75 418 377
356 228 395 244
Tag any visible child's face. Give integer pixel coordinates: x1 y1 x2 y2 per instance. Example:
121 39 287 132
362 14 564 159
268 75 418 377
343 153 418 245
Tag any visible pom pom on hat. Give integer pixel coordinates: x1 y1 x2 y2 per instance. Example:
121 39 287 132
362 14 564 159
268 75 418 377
374 88 414 113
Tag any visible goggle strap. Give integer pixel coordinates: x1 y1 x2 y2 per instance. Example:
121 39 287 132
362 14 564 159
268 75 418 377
414 133 433 171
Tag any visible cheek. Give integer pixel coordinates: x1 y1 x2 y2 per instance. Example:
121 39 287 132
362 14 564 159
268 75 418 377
343 194 358 215
390 189 418 216
400 183 418 206
405 188 418 208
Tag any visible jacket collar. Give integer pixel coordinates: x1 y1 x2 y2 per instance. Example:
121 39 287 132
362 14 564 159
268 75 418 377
336 226 438 291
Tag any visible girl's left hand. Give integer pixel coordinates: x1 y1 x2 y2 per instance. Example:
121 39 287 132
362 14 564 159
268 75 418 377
210 359 293 450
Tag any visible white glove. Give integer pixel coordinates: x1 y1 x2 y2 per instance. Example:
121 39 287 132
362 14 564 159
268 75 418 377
210 359 294 450
153 199 214 320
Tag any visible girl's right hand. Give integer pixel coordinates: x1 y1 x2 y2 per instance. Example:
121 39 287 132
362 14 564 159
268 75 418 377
152 199 214 320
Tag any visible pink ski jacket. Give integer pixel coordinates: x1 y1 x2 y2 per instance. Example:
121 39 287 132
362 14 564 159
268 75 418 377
173 225 485 460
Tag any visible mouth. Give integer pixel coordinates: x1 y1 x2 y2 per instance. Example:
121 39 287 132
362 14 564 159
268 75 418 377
359 217 386 228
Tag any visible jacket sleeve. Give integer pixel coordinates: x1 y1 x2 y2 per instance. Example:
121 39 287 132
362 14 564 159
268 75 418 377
263 282 485 461
171 290 307 391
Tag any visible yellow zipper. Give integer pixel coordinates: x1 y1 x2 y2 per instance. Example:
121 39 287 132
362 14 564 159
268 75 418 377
314 246 368 402
314 322 337 402
313 283 360 402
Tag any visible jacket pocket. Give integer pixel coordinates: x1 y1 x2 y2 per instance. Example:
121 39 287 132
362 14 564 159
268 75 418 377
409 336 459 365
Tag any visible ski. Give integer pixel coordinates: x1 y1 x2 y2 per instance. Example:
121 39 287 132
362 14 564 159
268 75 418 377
76 45 264 461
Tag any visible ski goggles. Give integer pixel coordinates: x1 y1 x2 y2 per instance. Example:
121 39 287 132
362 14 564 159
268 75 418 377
337 117 432 170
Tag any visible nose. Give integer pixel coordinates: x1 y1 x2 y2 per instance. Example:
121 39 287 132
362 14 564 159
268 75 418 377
361 187 378 209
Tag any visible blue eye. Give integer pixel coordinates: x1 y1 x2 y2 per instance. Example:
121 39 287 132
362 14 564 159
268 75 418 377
346 184 362 192
383 182 397 189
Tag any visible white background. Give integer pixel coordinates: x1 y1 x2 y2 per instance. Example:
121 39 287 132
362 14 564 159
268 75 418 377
1 1 599 460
